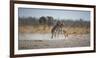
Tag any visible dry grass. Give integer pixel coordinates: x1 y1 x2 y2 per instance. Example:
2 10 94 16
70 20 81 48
63 27 90 35
19 25 90 34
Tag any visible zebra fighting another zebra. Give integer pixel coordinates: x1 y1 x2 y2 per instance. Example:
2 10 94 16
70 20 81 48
51 21 68 39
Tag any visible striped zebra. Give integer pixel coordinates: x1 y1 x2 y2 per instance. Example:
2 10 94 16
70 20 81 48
51 21 64 39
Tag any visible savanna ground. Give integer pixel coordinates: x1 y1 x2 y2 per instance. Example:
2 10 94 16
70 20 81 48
18 25 90 50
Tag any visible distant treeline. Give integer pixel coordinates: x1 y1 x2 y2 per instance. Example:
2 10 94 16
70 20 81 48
19 16 90 28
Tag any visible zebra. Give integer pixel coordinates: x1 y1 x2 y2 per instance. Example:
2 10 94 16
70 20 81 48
51 21 64 39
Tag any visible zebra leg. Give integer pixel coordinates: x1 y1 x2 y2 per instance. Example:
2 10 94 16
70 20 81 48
65 34 69 39
51 32 53 39
51 32 56 39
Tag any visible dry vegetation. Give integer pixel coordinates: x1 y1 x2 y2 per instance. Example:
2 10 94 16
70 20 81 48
18 16 90 35
19 25 90 35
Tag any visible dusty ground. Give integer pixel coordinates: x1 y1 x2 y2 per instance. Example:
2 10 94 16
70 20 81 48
18 33 90 50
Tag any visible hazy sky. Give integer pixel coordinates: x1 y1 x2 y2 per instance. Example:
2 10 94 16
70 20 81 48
18 8 90 21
